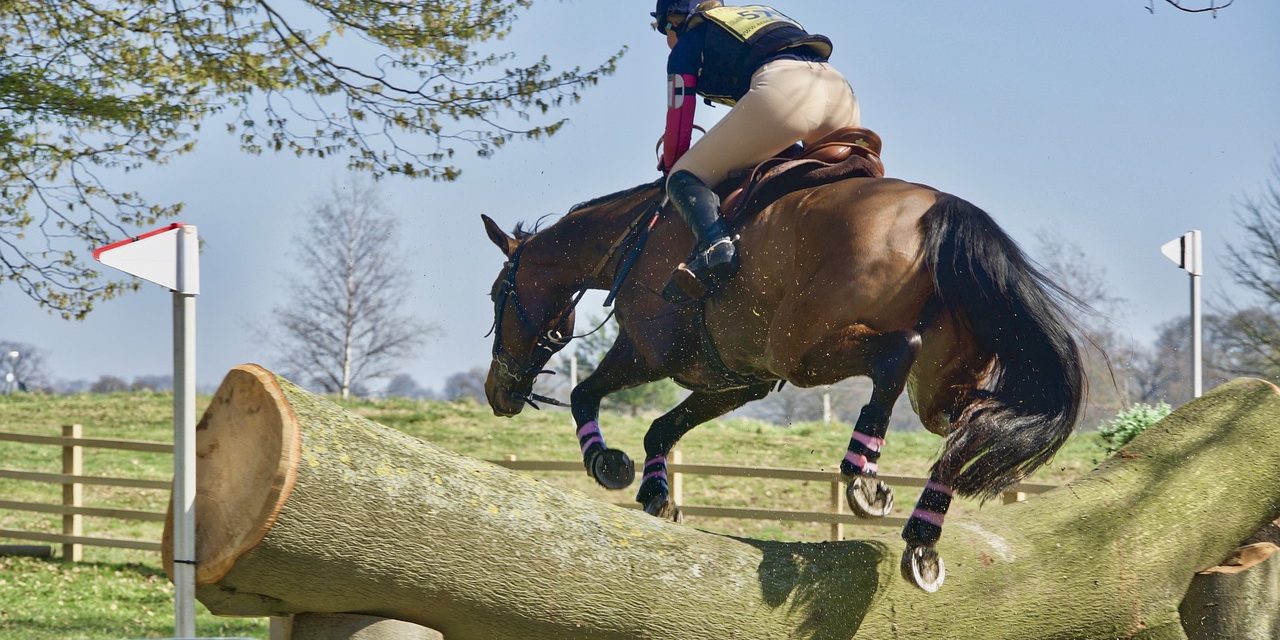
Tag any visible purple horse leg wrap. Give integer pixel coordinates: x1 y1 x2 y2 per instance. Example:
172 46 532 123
643 455 668 483
577 420 605 455
636 454 670 505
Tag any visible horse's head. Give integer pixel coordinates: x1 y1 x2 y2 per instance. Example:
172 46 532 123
480 214 578 417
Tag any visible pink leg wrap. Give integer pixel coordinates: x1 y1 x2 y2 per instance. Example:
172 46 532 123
851 431 885 452
844 451 879 475
910 508 946 527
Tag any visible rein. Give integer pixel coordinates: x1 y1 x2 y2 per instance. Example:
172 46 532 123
486 190 665 409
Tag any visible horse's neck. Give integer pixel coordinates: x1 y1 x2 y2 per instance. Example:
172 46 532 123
527 187 661 290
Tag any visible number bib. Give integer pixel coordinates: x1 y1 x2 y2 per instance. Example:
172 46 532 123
701 5 803 42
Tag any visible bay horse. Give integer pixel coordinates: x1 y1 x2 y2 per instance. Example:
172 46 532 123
480 175 1083 592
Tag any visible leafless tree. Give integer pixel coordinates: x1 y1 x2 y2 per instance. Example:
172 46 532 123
1216 153 1280 383
131 374 173 392
265 178 437 399
0 340 51 392
385 373 437 400
1129 315 1233 405
1207 309 1278 381
89 375 129 394
737 383 826 425
443 367 488 403
1032 230 1137 427
1146 0 1233 16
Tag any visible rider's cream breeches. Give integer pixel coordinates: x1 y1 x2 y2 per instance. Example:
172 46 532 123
671 59 861 188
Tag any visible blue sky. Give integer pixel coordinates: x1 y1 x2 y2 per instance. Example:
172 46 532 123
3 1 1278 392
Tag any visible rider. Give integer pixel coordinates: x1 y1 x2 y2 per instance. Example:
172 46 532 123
654 1 861 303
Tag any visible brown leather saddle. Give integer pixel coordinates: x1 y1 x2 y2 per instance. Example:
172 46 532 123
719 127 885 224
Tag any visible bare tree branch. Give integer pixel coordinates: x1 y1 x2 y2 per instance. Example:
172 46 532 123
262 178 438 399
1147 0 1233 15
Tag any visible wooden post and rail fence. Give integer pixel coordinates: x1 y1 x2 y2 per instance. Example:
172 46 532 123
0 426 1055 558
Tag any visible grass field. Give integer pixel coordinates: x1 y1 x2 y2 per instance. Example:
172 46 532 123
0 390 1110 639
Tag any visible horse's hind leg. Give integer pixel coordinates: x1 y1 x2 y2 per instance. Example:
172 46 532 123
636 383 773 521
895 311 984 592
822 327 947 592
899 467 953 592
830 329 922 518
571 330 667 491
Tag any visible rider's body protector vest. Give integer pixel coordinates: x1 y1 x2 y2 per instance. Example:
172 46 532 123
667 5 833 106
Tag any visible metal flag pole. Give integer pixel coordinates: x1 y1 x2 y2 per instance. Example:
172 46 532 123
93 223 200 637
172 226 198 636
1161 230 1203 399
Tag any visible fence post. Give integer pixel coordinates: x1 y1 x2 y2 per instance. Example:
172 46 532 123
269 616 290 640
670 449 683 511
830 480 844 541
1002 489 1027 505
62 424 83 562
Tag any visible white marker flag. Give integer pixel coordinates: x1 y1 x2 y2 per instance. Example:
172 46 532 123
93 223 200 294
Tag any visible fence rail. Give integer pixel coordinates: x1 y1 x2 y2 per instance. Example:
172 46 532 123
0 426 171 559
0 426 1059 559
491 452 1055 540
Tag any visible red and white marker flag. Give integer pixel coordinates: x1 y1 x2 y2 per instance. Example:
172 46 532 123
93 223 200 294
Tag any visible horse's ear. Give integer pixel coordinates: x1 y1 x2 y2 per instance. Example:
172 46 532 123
481 214 517 257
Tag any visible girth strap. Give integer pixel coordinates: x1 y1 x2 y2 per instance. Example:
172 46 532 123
693 300 778 390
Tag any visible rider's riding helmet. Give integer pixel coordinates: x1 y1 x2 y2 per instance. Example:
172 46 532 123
651 0 702 35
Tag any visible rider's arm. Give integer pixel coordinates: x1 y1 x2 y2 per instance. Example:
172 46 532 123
661 33 702 172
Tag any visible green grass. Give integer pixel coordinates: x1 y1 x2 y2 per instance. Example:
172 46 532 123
0 390 1109 639
0 556 263 640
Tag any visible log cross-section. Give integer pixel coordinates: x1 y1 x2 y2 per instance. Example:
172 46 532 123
165 365 1280 639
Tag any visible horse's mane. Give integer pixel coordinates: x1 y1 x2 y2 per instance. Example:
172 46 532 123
510 180 663 240
567 180 662 214
512 215 554 241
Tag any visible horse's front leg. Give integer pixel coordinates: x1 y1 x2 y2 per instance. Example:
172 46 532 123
570 330 665 490
636 383 774 521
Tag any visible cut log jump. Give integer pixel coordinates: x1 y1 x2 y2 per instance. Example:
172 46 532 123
165 365 1280 639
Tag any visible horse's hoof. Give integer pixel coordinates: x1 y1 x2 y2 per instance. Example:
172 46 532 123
643 494 684 523
589 448 635 490
901 545 945 593
846 476 894 518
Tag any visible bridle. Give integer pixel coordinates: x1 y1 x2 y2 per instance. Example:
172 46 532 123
485 190 665 409
487 242 581 397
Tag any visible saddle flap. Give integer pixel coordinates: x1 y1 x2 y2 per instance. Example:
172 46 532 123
720 127 885 222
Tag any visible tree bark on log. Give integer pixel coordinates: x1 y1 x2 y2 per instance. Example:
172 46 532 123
1180 523 1280 639
164 365 1280 640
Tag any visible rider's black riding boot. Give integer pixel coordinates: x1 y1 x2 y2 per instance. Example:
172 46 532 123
662 170 739 304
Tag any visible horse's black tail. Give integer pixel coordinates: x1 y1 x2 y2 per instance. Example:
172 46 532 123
921 193 1085 501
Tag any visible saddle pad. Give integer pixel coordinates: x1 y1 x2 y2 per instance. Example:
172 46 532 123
720 127 885 224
